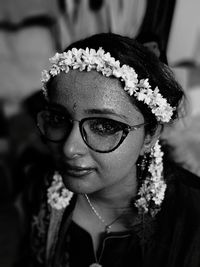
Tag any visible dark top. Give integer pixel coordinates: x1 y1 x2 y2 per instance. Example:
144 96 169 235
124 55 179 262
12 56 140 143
20 160 200 267
67 221 141 267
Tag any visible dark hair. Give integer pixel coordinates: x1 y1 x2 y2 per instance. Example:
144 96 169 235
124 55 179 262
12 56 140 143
135 31 168 65
49 33 185 135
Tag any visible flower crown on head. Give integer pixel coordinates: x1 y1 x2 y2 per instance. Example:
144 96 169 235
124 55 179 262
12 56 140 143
41 47 174 123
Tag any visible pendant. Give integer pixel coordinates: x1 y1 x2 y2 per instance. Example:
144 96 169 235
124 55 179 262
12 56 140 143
89 263 102 267
105 225 111 233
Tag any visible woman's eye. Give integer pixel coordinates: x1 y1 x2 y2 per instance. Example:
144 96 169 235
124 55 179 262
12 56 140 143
46 112 66 127
90 120 121 135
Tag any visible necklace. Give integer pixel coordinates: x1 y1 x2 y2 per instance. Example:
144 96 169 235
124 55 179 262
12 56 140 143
85 194 122 234
85 194 124 267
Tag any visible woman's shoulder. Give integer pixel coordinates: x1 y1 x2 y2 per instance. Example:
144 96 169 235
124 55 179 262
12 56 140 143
162 143 200 190
164 160 200 189
163 160 200 215
151 161 200 267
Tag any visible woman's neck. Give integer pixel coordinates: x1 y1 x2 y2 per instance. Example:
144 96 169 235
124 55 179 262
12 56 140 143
76 191 136 226
72 193 134 252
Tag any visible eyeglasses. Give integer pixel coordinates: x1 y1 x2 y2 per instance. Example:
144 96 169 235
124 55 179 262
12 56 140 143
37 108 146 153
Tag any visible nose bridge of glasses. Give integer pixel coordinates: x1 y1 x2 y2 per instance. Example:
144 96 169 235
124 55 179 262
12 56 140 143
69 117 79 123
129 122 146 131
68 118 82 135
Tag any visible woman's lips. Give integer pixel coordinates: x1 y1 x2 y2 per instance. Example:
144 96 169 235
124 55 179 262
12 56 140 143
64 165 95 177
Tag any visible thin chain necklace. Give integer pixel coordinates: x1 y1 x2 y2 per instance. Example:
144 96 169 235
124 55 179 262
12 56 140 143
84 194 122 234
85 194 124 267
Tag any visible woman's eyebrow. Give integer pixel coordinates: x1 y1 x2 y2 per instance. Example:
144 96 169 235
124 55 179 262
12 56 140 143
46 103 69 114
84 108 128 120
46 103 65 110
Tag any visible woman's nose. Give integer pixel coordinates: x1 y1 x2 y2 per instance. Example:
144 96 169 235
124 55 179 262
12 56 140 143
63 121 87 159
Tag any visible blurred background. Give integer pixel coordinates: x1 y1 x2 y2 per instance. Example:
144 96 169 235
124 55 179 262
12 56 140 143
0 0 200 266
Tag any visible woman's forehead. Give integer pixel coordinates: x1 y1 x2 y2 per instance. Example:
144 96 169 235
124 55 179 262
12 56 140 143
50 70 143 122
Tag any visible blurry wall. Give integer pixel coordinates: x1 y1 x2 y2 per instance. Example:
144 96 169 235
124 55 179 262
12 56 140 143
0 0 61 113
168 0 200 65
0 0 146 111
165 0 200 176
59 0 146 50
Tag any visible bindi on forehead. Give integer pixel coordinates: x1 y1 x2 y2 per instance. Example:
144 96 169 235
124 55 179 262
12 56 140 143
52 70 144 123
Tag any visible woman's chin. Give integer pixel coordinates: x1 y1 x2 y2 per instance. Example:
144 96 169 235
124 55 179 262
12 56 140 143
61 172 98 194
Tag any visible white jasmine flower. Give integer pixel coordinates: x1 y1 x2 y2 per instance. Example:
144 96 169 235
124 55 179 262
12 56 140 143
138 78 150 89
49 53 61 64
41 70 50 83
41 48 174 123
47 172 73 210
135 140 167 216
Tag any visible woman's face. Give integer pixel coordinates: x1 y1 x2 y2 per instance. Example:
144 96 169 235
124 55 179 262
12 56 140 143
47 70 146 197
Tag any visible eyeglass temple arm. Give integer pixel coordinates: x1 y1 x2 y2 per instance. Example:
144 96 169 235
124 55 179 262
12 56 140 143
129 122 148 131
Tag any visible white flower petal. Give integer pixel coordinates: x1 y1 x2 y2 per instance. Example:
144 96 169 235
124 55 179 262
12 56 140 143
41 48 173 123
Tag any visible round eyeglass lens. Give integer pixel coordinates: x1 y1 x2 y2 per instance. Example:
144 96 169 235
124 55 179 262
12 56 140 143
81 118 124 152
37 110 71 142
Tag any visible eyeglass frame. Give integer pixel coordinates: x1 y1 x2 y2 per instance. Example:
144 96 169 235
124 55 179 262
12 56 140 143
37 109 148 153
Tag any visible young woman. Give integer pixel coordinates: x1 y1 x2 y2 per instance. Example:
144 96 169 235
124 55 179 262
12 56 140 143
23 33 200 267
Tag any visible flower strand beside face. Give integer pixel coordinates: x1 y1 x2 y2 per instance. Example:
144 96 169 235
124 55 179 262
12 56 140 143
47 172 73 210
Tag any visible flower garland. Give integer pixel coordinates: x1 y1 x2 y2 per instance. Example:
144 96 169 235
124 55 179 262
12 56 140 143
47 140 166 217
41 47 174 123
47 171 73 210
135 140 166 217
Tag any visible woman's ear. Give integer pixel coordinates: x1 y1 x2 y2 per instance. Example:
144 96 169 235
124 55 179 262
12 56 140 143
140 124 163 155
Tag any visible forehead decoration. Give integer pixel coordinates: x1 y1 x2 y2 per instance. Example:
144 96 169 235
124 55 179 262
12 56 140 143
41 47 174 123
